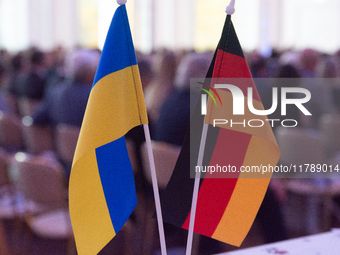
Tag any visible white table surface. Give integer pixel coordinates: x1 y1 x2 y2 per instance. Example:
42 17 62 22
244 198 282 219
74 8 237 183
216 229 340 255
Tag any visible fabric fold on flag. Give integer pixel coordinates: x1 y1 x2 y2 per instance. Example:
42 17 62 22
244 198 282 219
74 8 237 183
69 4 148 255
160 14 280 247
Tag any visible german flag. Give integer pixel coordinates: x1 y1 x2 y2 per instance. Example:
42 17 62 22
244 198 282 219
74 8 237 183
160 15 280 246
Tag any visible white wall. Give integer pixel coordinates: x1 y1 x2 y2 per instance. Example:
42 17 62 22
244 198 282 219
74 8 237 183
0 0 29 52
282 0 340 53
1 0 340 54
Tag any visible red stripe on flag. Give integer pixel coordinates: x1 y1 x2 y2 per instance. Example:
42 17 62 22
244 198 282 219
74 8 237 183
181 129 252 236
212 50 262 103
213 50 251 78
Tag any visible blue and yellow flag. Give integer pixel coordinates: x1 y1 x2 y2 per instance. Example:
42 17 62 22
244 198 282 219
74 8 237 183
69 4 148 255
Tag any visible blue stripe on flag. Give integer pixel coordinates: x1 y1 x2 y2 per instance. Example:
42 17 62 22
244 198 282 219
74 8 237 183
95 136 137 233
93 5 137 86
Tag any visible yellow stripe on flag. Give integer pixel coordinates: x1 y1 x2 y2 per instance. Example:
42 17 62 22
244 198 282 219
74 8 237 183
211 135 280 246
73 65 148 165
69 150 115 255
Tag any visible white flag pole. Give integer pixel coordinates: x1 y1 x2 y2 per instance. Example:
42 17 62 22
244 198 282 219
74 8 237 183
186 123 209 255
116 0 167 254
143 124 168 255
185 3 236 255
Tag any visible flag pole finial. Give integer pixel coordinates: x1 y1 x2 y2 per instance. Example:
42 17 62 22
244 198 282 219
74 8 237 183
226 0 235 15
117 0 127 5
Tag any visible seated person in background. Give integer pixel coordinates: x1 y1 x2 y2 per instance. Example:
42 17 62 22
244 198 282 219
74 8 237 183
262 63 303 132
298 48 319 78
17 48 48 101
32 48 100 178
334 88 340 114
144 49 176 124
0 60 14 113
33 48 100 127
154 52 211 146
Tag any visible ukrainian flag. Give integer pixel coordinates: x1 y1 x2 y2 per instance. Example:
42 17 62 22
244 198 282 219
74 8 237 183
69 4 148 255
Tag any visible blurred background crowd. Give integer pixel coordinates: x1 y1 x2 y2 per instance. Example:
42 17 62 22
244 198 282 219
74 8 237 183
1 45 340 137
1 44 340 254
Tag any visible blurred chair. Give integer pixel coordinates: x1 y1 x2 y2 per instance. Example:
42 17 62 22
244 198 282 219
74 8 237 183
12 152 67 211
5 93 19 115
125 138 139 174
140 141 181 254
275 127 336 235
141 141 181 189
319 113 340 158
10 152 75 254
0 148 10 188
0 220 10 255
285 179 340 235
0 148 17 219
17 98 40 117
276 127 326 169
55 124 80 165
21 116 54 154
0 111 23 151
